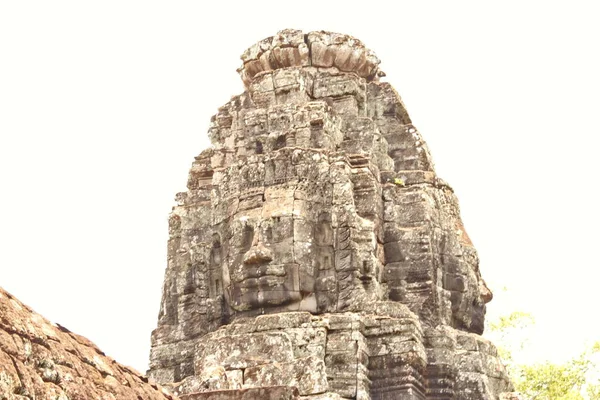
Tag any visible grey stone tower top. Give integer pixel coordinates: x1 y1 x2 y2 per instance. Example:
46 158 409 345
238 29 384 87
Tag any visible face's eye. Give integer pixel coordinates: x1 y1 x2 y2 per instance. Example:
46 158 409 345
231 221 255 251
263 216 293 244
264 226 273 241
257 219 274 244
241 225 254 251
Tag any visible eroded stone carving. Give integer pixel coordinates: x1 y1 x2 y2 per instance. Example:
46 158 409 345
149 29 517 399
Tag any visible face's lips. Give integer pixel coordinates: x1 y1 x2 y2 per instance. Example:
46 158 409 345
471 303 486 334
232 263 286 283
237 275 286 289
230 285 300 310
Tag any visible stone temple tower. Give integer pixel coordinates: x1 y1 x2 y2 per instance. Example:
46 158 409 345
148 30 518 399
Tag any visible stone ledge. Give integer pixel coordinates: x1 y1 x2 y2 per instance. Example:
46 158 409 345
180 385 299 400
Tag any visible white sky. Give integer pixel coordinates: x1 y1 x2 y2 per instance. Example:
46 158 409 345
1 1 599 374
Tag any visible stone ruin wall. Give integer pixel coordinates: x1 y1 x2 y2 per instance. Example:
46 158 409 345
148 30 517 400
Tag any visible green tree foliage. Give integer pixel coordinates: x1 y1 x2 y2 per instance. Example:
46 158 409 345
488 312 600 399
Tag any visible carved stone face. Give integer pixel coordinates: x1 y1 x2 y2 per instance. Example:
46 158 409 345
225 197 305 312
443 223 493 335
214 154 338 314
461 250 493 335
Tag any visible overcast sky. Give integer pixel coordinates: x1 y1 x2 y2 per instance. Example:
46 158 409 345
1 1 599 373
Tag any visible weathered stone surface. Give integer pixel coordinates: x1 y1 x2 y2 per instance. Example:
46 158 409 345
0 287 173 400
150 29 519 399
180 386 299 400
238 29 383 88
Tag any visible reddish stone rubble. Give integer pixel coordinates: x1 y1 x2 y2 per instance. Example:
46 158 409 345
0 287 173 400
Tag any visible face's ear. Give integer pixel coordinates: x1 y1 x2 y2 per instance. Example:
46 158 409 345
208 233 223 299
314 212 333 246
222 277 232 312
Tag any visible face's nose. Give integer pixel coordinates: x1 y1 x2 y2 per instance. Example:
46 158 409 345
243 242 273 265
479 279 493 304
